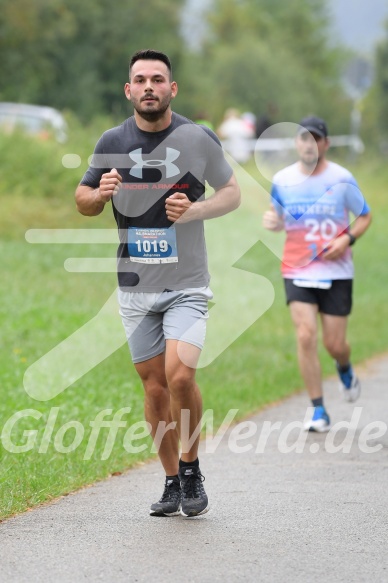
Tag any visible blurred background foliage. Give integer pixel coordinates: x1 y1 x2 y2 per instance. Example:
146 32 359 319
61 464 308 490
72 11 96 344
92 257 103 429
0 0 387 141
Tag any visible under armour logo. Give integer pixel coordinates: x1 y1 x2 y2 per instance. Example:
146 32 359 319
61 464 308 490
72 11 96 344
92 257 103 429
129 147 180 179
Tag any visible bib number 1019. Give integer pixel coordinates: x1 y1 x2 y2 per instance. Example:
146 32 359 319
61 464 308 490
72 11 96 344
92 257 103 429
135 239 168 254
127 226 178 263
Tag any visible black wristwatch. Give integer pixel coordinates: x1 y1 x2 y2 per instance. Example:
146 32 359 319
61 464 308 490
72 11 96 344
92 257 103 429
347 232 356 246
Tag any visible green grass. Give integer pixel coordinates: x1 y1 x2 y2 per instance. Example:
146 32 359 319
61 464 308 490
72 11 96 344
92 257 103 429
1 128 387 521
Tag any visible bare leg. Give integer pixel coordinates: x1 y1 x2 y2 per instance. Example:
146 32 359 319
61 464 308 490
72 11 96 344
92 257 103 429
135 354 179 476
321 314 350 366
165 339 202 463
289 301 322 400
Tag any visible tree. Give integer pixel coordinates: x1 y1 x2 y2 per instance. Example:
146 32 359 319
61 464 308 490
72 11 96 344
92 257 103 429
0 0 185 120
374 22 388 135
182 0 349 130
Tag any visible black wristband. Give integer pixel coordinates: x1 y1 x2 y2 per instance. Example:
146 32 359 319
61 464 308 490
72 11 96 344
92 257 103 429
347 232 356 246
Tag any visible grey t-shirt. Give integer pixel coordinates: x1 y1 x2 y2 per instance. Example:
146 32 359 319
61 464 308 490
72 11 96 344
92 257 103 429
80 112 233 291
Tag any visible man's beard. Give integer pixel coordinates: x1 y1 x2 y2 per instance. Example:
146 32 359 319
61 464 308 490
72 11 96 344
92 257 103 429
133 95 171 122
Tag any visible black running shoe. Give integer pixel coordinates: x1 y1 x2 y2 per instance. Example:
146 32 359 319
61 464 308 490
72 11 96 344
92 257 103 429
179 466 209 517
149 477 182 517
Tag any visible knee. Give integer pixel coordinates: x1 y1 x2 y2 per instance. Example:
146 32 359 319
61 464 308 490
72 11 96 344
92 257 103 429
323 337 344 357
143 382 169 413
167 372 194 400
296 325 317 351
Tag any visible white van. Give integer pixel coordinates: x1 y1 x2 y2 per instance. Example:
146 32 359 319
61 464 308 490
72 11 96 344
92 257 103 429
0 102 67 142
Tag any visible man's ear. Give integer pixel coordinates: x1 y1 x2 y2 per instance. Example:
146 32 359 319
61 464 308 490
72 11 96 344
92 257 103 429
171 81 178 99
124 82 131 100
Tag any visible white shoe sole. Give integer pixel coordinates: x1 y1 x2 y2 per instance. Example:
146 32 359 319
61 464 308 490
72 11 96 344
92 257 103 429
339 376 361 402
304 420 331 433
180 504 210 517
150 506 181 517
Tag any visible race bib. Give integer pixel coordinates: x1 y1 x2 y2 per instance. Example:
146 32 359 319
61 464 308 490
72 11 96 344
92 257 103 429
293 279 332 290
127 227 178 264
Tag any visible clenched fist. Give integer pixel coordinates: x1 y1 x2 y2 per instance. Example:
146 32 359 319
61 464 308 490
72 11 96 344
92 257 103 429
165 192 193 223
263 203 284 231
96 168 123 204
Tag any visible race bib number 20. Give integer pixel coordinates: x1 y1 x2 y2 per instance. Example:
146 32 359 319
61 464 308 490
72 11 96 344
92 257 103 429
127 227 178 264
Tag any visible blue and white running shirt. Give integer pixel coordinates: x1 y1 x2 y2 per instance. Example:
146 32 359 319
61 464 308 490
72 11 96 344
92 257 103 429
271 161 370 281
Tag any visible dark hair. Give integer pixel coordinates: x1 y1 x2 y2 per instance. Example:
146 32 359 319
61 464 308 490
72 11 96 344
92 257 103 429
129 49 172 81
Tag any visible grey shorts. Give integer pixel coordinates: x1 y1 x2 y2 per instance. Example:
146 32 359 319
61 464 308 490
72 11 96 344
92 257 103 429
118 287 213 363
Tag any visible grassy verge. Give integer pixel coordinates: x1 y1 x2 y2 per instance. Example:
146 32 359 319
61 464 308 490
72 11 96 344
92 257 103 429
0 130 387 520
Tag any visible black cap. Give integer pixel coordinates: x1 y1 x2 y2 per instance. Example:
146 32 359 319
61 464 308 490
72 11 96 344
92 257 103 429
298 116 328 138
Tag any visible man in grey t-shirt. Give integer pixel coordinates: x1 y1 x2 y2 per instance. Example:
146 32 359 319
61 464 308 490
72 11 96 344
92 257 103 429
75 49 240 517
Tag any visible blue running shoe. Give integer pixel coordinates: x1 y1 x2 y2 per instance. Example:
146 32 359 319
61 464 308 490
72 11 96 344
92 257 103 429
336 362 361 402
304 406 331 432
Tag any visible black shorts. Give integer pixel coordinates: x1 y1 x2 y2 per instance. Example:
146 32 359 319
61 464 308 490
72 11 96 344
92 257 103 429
284 279 353 316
